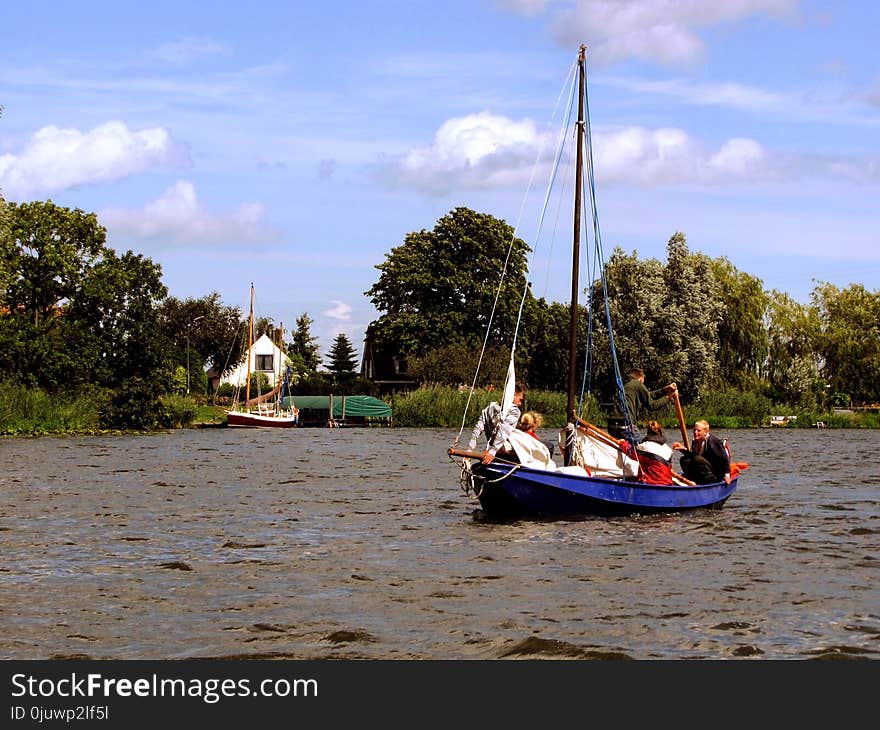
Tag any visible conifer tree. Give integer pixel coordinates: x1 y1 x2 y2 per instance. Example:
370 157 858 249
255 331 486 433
290 312 321 372
326 333 358 378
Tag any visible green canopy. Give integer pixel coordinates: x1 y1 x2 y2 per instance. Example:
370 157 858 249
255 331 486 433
281 395 392 419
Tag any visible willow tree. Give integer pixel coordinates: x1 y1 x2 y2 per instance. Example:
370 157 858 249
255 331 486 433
590 246 667 402
812 282 880 404
764 290 821 406
660 232 722 399
711 257 769 389
592 233 721 403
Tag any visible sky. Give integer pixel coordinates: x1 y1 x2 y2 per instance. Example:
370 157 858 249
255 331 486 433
1 0 878 363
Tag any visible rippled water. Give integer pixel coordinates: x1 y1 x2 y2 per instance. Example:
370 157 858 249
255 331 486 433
1 426 877 659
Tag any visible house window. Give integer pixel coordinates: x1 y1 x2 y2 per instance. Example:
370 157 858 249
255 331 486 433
393 356 408 375
255 354 274 371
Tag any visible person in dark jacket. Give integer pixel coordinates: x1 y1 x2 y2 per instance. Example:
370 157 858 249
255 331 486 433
608 368 677 442
673 420 731 484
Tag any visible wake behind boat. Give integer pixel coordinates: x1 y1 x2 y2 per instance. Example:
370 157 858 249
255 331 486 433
448 46 746 518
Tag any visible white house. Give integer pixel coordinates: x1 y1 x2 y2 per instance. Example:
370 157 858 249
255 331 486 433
221 334 292 387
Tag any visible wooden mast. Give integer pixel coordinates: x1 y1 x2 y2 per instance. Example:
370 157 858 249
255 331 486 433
245 283 254 404
565 45 586 464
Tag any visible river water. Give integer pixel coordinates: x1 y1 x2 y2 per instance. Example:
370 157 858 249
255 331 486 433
1 426 877 660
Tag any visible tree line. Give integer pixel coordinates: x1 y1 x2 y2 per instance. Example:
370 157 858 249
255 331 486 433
365 207 880 411
0 199 363 430
3 196 876 433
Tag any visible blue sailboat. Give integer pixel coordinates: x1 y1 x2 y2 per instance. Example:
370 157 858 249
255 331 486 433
448 46 744 518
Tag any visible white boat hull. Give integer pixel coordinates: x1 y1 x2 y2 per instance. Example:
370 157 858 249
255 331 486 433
226 411 298 428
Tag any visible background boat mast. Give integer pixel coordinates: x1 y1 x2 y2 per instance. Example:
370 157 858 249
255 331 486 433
245 283 254 403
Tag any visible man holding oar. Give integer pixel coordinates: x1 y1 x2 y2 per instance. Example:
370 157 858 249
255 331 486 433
609 367 678 442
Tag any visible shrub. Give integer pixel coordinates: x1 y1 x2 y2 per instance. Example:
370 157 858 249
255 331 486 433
101 379 164 430
159 394 198 428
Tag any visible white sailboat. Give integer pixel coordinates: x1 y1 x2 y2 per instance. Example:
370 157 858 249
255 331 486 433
226 284 299 428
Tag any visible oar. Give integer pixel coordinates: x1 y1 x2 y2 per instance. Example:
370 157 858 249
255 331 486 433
671 389 690 451
448 447 484 459
575 418 620 448
447 447 520 467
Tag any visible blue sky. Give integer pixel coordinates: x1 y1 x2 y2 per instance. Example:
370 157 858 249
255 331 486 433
1 0 877 361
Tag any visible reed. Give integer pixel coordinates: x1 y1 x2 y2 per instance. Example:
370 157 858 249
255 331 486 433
0 381 104 434
390 386 592 428
690 387 774 427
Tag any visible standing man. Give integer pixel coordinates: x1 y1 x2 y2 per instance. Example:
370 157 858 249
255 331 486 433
467 384 525 464
673 420 731 484
609 368 677 441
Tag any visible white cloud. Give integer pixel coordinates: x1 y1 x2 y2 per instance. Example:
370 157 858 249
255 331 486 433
0 121 187 200
391 114 879 189
593 127 799 184
385 111 550 193
100 181 278 247
500 0 800 66
597 75 880 127
708 137 767 177
324 300 353 321
604 76 787 114
151 37 229 66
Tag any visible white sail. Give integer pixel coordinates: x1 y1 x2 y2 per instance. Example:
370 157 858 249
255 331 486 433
500 356 516 416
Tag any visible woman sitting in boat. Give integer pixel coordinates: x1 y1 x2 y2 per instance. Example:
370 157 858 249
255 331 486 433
518 411 541 438
620 420 673 485
518 411 556 458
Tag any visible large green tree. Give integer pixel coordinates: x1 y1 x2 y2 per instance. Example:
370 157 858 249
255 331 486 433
3 200 105 327
157 292 243 384
0 201 108 389
0 200 174 418
365 207 532 358
66 249 171 388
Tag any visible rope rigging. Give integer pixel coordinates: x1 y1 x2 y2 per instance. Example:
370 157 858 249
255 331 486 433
454 48 633 447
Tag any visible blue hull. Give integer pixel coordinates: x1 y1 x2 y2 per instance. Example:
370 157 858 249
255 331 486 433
475 463 738 517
